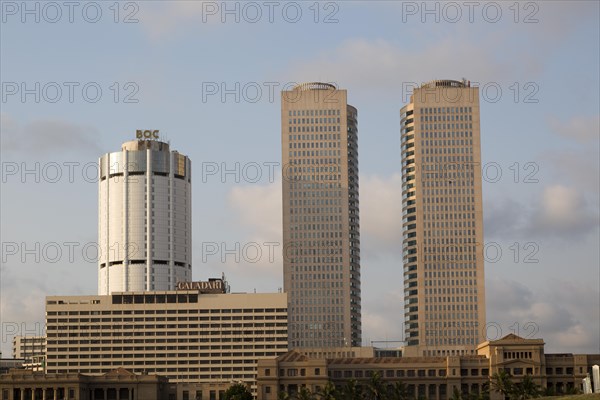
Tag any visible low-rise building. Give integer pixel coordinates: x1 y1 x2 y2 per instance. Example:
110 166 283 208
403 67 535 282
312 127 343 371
0 368 172 400
257 334 600 400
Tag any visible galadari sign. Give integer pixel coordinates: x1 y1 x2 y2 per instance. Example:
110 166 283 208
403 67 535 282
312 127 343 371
176 280 225 293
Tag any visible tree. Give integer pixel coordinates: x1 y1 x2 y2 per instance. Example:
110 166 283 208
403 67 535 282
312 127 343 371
223 383 253 400
296 387 317 400
341 379 363 400
366 371 387 400
491 370 515 399
317 382 338 400
512 376 541 400
451 387 463 400
278 392 290 400
387 381 409 400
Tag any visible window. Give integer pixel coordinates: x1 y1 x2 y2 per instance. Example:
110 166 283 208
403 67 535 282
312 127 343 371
265 368 271 376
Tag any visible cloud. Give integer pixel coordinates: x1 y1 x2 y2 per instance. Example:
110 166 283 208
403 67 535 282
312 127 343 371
139 1 207 39
0 263 48 357
284 36 537 96
362 289 405 345
486 276 599 353
528 185 599 238
549 115 600 143
0 113 102 157
359 174 403 252
484 197 529 240
228 180 282 240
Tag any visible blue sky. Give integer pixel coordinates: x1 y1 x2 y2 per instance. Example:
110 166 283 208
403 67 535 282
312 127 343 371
1 1 599 356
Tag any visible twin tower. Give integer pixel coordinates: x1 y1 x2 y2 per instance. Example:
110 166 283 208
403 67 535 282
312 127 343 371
97 80 485 357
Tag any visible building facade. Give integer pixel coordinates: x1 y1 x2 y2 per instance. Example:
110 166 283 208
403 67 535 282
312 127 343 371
256 335 600 400
0 368 173 400
12 337 45 372
400 80 485 356
281 82 361 349
44 291 287 399
98 137 192 295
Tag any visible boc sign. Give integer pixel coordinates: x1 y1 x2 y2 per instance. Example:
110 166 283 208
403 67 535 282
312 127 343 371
136 130 159 139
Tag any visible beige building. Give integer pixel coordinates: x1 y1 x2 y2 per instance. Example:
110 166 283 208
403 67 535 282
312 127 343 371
257 334 600 400
400 79 485 356
0 368 172 400
281 82 361 349
12 337 45 372
44 290 287 399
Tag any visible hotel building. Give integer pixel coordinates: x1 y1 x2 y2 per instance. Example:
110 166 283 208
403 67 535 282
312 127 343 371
44 287 287 399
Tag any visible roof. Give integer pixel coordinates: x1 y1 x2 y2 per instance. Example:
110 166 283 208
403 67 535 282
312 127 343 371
277 351 309 363
103 368 137 377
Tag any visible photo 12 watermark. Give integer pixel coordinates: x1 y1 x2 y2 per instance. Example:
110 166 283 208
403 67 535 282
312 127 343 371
201 81 340 104
1 1 139 24
399 1 539 24
1 81 139 104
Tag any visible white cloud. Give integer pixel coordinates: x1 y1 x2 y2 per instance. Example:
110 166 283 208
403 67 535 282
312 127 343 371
284 36 536 97
549 115 600 143
359 174 403 251
228 180 282 240
529 185 599 237
137 2 209 40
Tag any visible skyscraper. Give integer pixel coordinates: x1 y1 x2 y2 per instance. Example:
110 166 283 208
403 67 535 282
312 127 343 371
400 80 486 357
98 135 192 295
281 82 361 349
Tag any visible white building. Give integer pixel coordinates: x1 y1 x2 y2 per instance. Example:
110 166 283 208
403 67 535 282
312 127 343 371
98 137 192 295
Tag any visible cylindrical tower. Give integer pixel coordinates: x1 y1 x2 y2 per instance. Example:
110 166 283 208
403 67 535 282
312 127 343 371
98 137 192 295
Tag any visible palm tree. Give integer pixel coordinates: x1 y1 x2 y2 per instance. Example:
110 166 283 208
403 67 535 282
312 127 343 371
450 387 463 400
341 379 363 400
278 391 291 400
512 376 541 400
366 371 387 400
296 387 317 400
317 382 338 400
491 370 514 400
387 381 409 400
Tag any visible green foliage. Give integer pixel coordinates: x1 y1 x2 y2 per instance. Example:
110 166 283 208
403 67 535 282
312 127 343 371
387 381 409 400
223 383 253 400
340 379 363 400
366 372 387 400
317 382 339 400
491 371 542 400
296 387 317 400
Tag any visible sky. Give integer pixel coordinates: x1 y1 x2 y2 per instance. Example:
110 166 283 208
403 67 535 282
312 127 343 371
0 1 599 357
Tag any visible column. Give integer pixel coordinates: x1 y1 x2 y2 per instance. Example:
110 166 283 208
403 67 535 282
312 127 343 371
20 388 25 400
42 389 47 400
53 388 58 400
